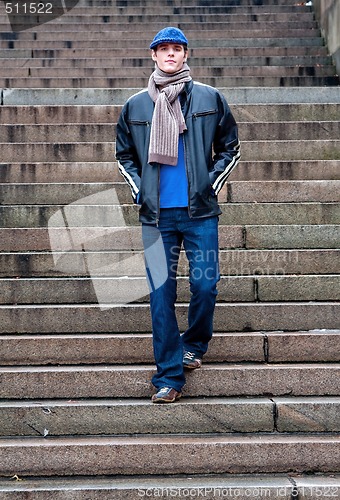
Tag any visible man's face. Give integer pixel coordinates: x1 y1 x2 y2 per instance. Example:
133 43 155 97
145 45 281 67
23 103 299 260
151 43 188 74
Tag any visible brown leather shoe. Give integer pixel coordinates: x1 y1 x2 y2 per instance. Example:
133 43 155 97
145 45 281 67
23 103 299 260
151 387 182 404
183 351 202 370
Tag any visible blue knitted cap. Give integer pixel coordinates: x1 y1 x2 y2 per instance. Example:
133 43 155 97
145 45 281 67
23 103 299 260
150 27 188 50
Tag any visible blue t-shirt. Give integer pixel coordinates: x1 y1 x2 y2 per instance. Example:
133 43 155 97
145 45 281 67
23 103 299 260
159 134 188 208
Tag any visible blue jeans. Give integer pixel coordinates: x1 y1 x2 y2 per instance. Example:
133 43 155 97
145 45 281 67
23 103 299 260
142 208 220 392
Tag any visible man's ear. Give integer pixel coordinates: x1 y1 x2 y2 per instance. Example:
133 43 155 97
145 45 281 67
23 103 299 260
151 50 157 62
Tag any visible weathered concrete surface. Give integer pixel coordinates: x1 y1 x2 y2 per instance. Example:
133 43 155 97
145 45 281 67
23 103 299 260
245 225 340 249
9 178 340 206
1 121 338 143
0 397 275 436
1 224 339 251
3 75 338 88
0 332 265 366
2 160 338 183
228 180 340 203
0 302 339 333
0 434 340 476
0 363 339 399
0 103 338 124
0 202 339 228
257 275 340 301
0 474 297 499
1 249 338 277
275 396 340 432
3 87 340 105
267 330 340 362
294 475 340 499
0 276 255 304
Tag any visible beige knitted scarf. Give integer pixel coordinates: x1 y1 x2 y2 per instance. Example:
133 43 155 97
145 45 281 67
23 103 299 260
148 63 192 165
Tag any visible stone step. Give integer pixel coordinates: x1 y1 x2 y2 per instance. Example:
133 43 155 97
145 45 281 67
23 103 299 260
0 397 276 436
1 104 338 124
0 7 315 20
0 396 340 436
227 180 340 202
1 65 335 79
0 139 338 163
1 76 338 88
67 0 311 8
1 160 339 183
1 180 339 204
0 302 338 333
1 6 312 24
233 161 340 181
0 225 244 252
0 274 339 304
0 332 265 366
1 474 340 499
0 36 322 53
0 19 319 30
0 202 339 228
0 121 338 142
1 362 340 399
0 12 316 22
2 8 317 19
1 330 339 366
0 32 324 47
0 433 340 476
0 26 321 37
244 224 340 249
0 224 339 252
79 0 310 7
0 249 340 278
10 85 337 103
3 87 339 106
0 44 328 57
35 1 318 14
1 49 329 68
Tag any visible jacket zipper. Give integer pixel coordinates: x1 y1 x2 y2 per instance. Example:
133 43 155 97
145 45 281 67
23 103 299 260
193 110 217 119
156 163 160 226
183 133 192 219
128 120 151 126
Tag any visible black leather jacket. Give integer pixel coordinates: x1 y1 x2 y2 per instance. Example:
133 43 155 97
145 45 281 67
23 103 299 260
116 80 240 224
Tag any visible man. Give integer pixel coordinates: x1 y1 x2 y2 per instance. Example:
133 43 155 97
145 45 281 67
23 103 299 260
116 27 240 403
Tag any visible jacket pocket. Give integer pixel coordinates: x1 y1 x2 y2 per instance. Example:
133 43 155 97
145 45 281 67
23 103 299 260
193 109 218 119
128 120 151 126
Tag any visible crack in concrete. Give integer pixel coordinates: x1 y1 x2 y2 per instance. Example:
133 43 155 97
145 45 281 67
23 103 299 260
25 422 45 436
270 398 279 432
263 333 269 362
242 225 247 249
254 277 259 302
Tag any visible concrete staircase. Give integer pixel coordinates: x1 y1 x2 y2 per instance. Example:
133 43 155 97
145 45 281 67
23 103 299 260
0 0 340 496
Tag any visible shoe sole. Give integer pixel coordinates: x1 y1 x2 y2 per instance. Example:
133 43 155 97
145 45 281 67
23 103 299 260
183 363 202 370
151 394 182 404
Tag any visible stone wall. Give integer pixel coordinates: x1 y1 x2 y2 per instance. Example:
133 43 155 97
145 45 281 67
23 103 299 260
313 0 340 74
313 0 340 75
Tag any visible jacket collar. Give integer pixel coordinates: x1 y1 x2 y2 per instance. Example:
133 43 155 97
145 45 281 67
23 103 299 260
184 80 194 95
